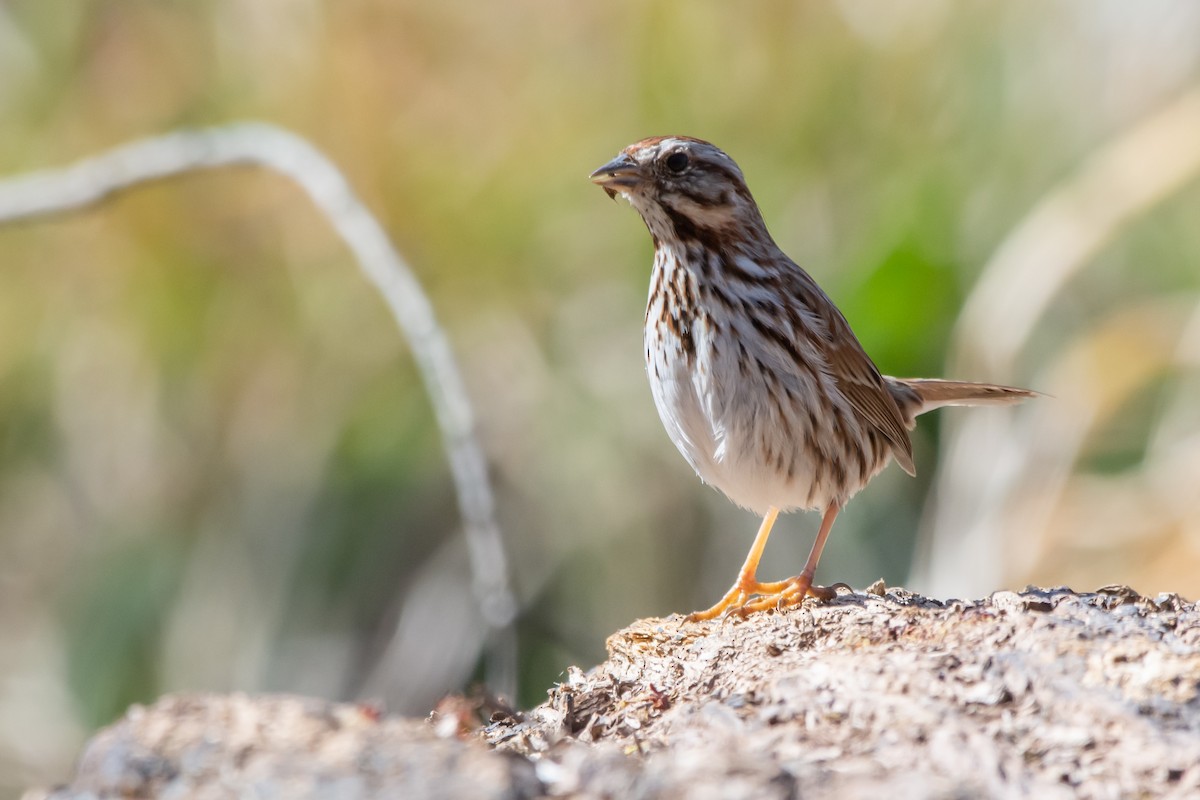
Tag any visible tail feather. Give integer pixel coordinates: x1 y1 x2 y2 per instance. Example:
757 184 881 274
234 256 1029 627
886 377 1037 422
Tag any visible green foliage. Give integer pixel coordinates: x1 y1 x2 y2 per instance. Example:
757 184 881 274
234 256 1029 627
62 537 185 728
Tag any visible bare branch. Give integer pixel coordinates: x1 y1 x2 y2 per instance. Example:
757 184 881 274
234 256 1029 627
0 122 517 699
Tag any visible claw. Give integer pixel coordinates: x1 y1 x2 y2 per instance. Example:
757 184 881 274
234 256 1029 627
683 502 845 622
688 575 840 621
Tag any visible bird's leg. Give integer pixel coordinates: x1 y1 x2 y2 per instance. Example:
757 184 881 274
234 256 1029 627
733 501 842 616
686 506 784 621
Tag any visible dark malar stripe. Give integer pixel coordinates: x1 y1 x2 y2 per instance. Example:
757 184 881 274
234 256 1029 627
660 203 724 254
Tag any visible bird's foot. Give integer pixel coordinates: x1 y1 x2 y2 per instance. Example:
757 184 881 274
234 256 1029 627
685 573 841 622
729 574 841 616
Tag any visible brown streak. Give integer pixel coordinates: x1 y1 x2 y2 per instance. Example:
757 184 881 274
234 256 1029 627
748 315 806 375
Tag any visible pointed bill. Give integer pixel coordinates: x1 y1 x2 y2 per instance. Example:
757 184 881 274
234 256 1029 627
589 155 642 199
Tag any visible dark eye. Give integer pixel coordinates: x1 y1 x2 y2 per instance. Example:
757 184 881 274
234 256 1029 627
664 151 690 173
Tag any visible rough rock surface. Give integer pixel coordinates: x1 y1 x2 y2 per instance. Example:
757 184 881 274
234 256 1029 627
28 693 538 800
29 586 1200 799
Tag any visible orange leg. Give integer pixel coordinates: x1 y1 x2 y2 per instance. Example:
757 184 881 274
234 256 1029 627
686 502 843 622
733 501 841 616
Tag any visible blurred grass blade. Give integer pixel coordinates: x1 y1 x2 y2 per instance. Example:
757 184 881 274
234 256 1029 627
919 86 1200 598
955 86 1200 378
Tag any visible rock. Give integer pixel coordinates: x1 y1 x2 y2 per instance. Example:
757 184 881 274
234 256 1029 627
27 694 538 800
28 586 1200 798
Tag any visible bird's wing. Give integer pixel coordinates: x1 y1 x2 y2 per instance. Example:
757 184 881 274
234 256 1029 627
821 312 917 477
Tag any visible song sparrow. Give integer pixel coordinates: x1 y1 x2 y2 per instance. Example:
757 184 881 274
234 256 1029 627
590 136 1034 621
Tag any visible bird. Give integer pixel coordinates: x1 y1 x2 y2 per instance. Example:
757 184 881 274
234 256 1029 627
589 136 1034 621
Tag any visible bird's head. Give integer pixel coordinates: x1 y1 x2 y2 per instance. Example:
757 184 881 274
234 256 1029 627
590 137 768 248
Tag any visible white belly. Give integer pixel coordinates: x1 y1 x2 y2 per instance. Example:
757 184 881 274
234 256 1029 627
648 311 835 513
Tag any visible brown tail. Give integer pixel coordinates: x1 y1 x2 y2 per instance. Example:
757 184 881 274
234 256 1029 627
886 377 1037 423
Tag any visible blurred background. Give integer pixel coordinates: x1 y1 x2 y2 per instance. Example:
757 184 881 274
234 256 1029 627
2 0 1199 791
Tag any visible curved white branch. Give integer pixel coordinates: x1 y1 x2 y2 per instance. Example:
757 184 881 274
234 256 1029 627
0 122 517 697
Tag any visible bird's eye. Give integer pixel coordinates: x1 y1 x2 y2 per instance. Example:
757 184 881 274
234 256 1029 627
664 151 690 173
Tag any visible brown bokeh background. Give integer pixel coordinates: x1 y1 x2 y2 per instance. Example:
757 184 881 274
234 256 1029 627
2 1 1199 792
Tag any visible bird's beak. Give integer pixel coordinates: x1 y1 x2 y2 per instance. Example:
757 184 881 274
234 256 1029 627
589 154 642 200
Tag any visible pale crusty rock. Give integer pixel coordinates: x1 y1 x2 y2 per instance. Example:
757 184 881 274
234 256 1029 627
29 586 1200 799
486 585 1200 798
29 693 538 800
